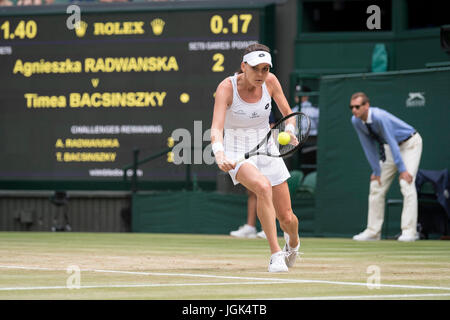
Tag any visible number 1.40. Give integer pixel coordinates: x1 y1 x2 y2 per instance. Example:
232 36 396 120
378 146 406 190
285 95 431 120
0 20 38 40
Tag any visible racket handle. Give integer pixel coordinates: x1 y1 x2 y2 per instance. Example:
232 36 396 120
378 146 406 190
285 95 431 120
236 151 258 164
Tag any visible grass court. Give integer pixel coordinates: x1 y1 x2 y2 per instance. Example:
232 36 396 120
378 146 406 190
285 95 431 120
0 232 449 300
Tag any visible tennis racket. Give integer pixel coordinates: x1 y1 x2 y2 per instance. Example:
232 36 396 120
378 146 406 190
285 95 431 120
236 112 311 164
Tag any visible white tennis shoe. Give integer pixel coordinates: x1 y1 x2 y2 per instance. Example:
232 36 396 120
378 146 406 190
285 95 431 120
230 224 257 238
283 233 301 268
268 251 288 272
397 232 419 242
257 230 267 239
352 230 380 241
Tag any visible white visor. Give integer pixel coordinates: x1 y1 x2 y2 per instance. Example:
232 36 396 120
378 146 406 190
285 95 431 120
243 51 272 67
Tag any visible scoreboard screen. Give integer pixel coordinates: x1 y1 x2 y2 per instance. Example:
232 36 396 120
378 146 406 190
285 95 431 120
0 3 274 186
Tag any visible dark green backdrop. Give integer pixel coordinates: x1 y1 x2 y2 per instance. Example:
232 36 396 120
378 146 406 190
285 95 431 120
315 67 450 237
132 191 316 236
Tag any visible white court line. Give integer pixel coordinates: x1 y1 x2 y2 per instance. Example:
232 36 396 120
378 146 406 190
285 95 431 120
0 265 55 271
91 268 450 292
0 281 293 291
1 265 450 292
265 293 450 300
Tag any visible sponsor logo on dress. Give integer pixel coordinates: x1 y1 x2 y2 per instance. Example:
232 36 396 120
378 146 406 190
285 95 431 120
250 112 260 118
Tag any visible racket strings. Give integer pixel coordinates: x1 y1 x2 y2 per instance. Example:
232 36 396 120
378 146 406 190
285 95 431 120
241 112 310 161
273 113 310 156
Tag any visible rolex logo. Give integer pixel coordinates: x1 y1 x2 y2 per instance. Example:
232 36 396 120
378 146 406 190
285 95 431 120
75 21 88 38
150 18 165 36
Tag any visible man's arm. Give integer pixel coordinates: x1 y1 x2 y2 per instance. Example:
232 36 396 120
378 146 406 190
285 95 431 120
378 119 412 183
378 119 407 173
352 119 381 176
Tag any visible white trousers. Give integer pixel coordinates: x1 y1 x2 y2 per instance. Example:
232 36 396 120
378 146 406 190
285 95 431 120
366 133 423 237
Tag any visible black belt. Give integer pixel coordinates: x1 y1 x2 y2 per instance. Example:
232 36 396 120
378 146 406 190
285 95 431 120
399 132 417 145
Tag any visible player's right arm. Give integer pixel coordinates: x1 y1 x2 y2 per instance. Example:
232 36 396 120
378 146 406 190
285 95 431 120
211 78 236 172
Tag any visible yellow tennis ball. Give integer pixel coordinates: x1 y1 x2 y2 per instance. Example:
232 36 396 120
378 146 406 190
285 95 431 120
277 132 291 145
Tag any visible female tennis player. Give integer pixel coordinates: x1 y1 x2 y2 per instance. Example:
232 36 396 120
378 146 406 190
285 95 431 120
210 44 300 272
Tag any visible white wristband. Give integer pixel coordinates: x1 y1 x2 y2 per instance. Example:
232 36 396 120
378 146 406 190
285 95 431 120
285 123 295 134
212 142 224 155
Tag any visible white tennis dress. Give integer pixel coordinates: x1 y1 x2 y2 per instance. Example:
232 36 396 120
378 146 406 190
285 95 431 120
224 74 290 186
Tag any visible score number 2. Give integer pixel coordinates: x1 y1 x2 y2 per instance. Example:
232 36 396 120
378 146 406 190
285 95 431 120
212 53 224 72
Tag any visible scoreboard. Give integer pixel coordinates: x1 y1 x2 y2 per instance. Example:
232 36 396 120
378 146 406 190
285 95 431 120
0 3 275 188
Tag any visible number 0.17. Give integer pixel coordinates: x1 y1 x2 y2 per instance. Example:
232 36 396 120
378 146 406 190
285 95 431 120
210 14 252 34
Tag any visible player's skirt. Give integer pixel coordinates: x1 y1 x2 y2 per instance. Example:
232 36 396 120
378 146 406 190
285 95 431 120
225 151 290 186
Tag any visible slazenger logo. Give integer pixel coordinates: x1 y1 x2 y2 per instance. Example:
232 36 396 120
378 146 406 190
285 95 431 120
406 92 425 107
